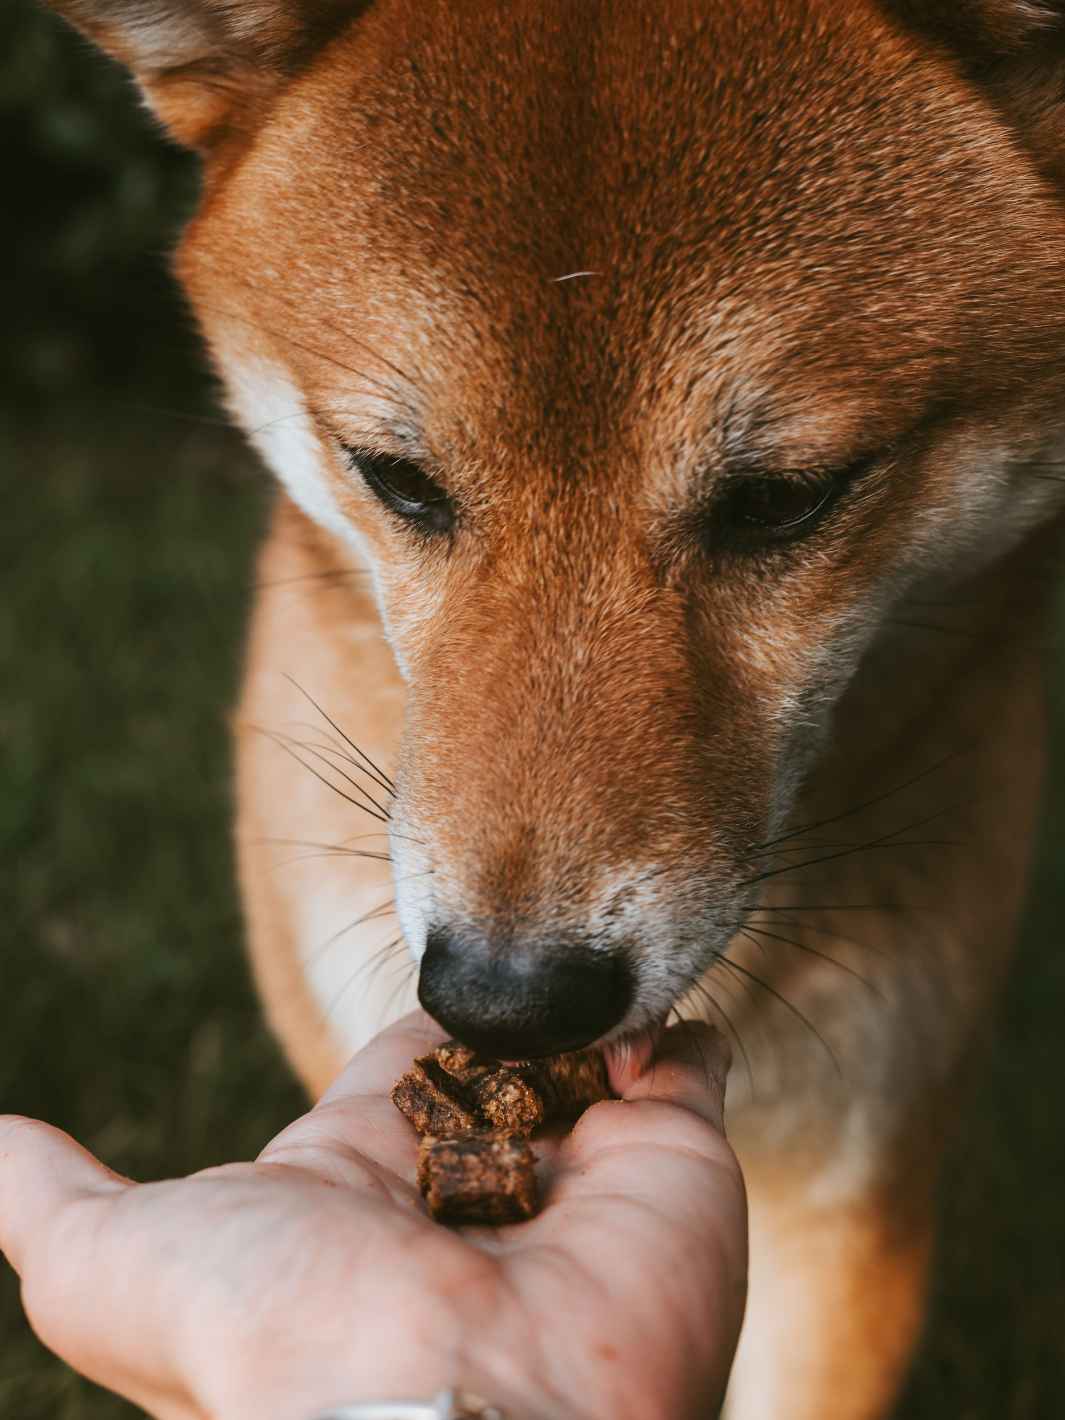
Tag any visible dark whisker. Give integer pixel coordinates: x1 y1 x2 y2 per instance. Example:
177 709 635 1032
255 836 392 862
246 725 389 823
307 899 399 973
751 902 910 913
740 838 959 890
748 836 945 866
205 300 417 407
276 848 394 867
762 909 940 964
326 934 408 1023
322 938 398 1012
723 943 843 1079
283 675 397 795
381 951 419 1023
684 1011 714 1092
288 737 395 808
259 822 425 849
683 977 755 1095
749 914 892 959
266 728 392 819
741 923 883 997
246 405 386 439
255 569 371 591
740 802 967 890
755 751 962 853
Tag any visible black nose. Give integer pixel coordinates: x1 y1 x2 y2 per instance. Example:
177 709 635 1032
417 925 633 1058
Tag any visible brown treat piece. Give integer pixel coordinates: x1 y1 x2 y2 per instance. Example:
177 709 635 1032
432 1041 546 1136
473 1068 545 1135
523 1048 611 1119
390 1057 481 1136
433 1040 480 1078
417 1134 538 1224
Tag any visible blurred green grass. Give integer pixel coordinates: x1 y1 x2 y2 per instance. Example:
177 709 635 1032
0 407 306 1418
1 0 202 409
3 2 1065 1417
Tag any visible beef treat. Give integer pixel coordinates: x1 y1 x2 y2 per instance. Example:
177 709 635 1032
417 1134 539 1224
390 1057 482 1136
522 1049 611 1120
392 1040 610 1139
433 1042 545 1135
393 1040 613 1225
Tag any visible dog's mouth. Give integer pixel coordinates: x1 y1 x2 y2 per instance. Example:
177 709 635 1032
414 915 742 1061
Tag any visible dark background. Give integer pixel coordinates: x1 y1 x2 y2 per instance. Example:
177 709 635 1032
3 1 1065 1415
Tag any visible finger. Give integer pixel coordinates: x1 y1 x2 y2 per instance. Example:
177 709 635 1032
0 1116 127 1278
544 1020 737 1219
618 1017 730 1129
548 1021 738 1232
260 1011 447 1182
508 1025 747 1408
0 1120 181 1414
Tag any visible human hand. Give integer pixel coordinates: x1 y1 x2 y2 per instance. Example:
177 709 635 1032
0 1014 746 1420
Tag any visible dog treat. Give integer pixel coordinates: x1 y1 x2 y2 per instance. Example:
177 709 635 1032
392 1040 611 1139
391 1045 538 1138
417 1134 539 1224
393 1039 612 1224
433 1040 480 1077
522 1049 611 1119
390 1056 482 1136
433 1043 545 1135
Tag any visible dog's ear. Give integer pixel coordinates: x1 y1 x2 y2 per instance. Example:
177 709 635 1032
46 1 364 149
889 2 1065 183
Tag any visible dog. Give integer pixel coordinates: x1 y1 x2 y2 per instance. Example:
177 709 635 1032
47 1 1065 1414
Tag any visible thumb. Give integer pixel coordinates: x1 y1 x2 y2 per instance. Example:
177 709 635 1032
553 1021 741 1237
609 1018 731 1127
516 1024 747 1415
0 1116 127 1278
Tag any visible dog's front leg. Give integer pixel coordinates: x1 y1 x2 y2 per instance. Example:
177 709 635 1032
724 1180 933 1420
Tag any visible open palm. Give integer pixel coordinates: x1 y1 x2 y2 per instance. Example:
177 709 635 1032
0 1014 745 1420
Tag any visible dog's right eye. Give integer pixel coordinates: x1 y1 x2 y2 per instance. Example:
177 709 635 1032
344 447 455 535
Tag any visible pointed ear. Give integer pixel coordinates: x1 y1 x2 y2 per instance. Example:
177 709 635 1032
46 1 365 149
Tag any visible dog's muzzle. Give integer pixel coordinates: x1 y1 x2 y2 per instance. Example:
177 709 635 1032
417 923 633 1058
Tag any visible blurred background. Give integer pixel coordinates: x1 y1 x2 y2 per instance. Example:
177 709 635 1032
2 1 1064 1415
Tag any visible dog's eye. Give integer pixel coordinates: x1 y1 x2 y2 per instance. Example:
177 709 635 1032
710 470 840 548
345 447 454 535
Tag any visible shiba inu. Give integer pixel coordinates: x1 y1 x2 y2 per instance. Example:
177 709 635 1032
46 1 1065 1413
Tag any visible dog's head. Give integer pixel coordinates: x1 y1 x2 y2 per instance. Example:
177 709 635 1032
55 0 1065 1055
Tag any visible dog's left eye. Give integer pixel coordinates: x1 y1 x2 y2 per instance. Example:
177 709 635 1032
344 447 454 535
711 470 840 548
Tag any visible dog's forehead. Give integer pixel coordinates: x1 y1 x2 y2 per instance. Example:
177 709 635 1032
193 0 1063 466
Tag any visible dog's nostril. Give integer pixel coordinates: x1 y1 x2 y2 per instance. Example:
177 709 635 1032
417 924 633 1058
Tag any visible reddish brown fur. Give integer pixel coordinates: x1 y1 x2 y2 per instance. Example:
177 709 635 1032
175 2 1065 959
47 1 1065 1414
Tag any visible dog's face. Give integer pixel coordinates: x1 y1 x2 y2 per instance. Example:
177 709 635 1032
55 0 1065 1055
